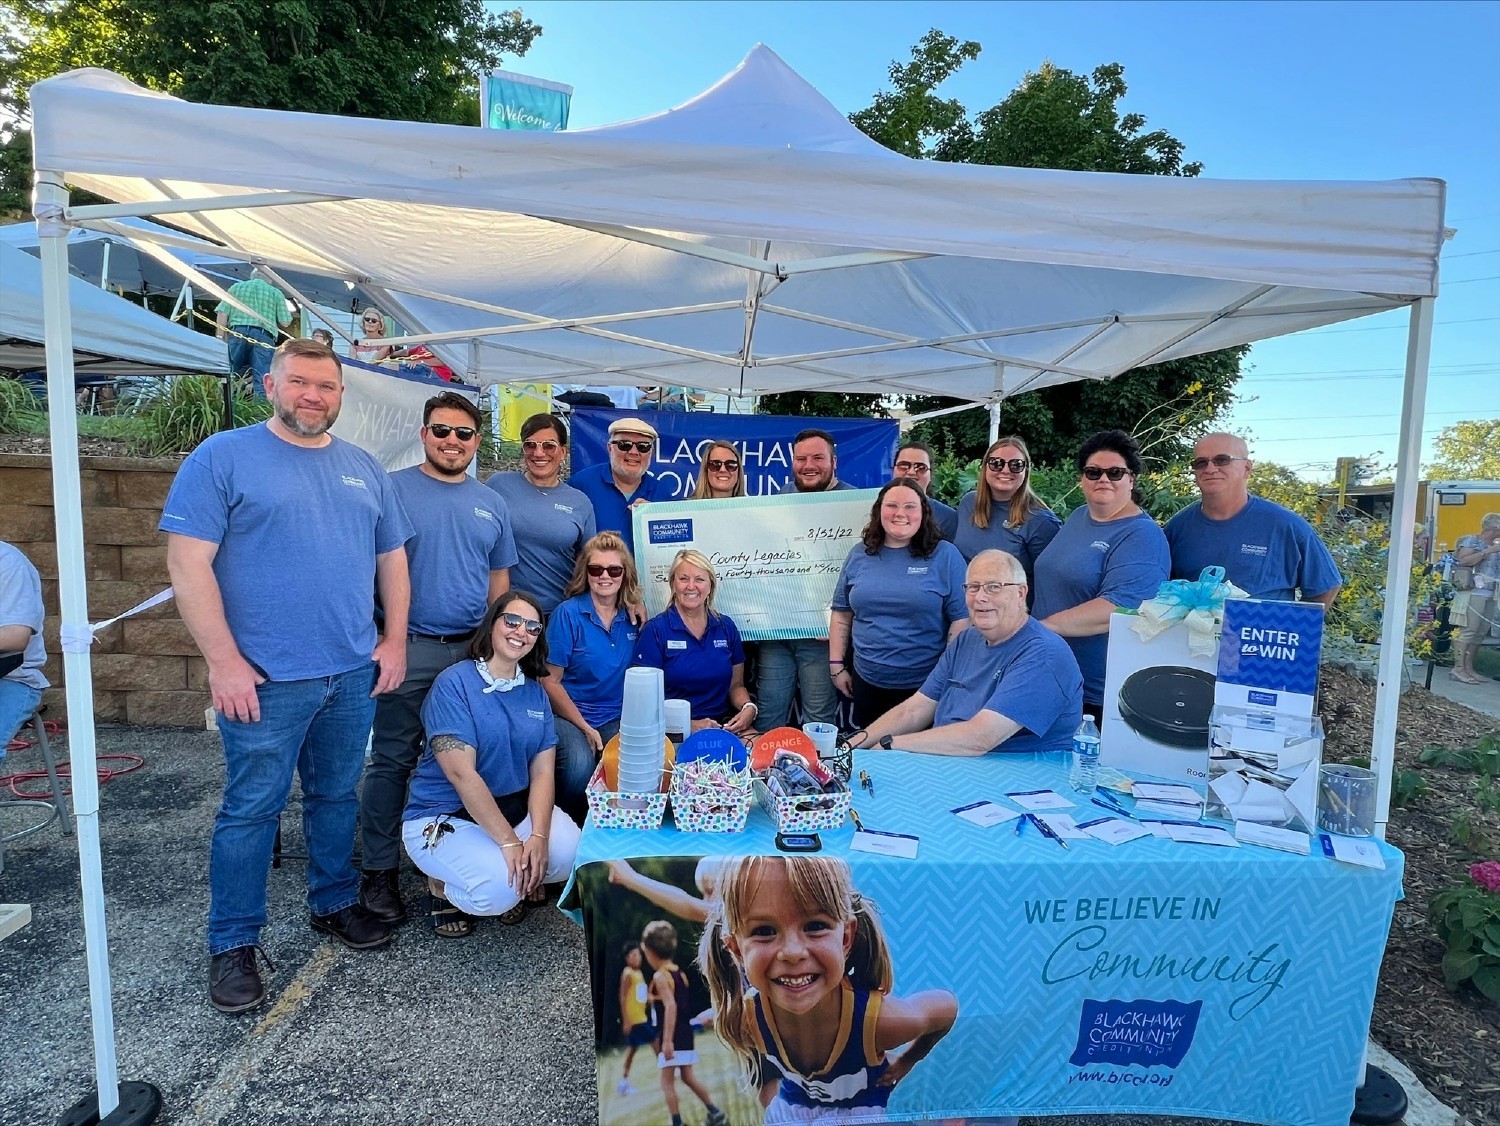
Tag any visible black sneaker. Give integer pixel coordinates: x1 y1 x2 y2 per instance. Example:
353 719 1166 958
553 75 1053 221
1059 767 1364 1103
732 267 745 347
359 868 407 925
310 903 396 949
209 946 272 1013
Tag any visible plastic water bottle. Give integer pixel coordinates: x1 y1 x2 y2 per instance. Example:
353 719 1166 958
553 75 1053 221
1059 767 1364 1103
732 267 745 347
1069 716 1101 794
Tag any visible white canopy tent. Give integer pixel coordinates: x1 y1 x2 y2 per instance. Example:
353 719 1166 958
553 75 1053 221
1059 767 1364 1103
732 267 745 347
27 45 1441 1120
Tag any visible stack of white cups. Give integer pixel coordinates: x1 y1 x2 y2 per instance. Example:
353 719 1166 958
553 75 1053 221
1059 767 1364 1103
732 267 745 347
616 667 667 793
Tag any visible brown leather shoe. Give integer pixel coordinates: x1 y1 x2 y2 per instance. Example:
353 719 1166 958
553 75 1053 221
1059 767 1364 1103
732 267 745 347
209 946 271 1013
310 903 395 949
359 868 407 925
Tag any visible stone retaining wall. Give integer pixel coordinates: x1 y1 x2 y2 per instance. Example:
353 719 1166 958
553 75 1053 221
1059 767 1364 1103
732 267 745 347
0 453 208 727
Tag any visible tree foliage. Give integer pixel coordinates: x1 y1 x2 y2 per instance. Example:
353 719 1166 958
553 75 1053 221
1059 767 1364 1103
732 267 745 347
849 32 1241 462
0 0 540 214
756 390 890 420
1426 419 1500 481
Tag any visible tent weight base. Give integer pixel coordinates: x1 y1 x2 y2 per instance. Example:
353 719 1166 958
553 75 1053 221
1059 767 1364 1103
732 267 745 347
57 1082 163 1126
1350 1065 1408 1126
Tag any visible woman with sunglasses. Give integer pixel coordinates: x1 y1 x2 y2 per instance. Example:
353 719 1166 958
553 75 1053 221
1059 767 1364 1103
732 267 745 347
1032 430 1170 719
692 440 747 499
828 480 970 726
351 307 394 364
952 436 1061 589
542 533 643 818
633 550 757 735
485 413 597 612
402 592 581 936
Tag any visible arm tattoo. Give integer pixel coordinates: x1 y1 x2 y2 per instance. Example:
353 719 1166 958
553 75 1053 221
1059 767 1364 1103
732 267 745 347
431 735 473 755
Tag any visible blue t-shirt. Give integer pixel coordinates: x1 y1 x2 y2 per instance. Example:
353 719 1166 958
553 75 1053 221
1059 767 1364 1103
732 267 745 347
568 462 667 556
1165 496 1342 601
1032 508 1169 704
0 542 47 691
389 466 518 636
545 593 640 727
632 605 745 720
158 424 412 681
951 492 1063 586
405 661 556 820
929 497 959 541
918 618 1082 754
484 472 596 612
831 542 968 689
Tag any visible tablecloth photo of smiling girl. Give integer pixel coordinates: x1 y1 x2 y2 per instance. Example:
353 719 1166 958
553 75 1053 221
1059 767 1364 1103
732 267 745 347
698 855 958 1124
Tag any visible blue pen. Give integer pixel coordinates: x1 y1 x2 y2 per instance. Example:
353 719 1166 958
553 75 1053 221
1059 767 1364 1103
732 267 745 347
1092 797 1135 820
1014 812 1026 836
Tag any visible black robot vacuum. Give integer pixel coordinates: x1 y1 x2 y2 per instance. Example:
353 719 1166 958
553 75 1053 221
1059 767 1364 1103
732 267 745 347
1117 666 1216 749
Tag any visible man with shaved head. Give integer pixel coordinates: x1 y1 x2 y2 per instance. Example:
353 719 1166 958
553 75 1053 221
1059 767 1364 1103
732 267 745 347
1165 432 1341 608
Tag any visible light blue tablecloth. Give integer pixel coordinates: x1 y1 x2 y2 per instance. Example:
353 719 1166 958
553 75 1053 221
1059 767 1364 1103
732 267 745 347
563 751 1404 1125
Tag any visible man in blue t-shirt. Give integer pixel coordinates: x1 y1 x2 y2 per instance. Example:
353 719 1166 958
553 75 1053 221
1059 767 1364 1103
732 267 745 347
894 440 958 540
161 338 413 1014
1165 433 1341 607
568 417 667 555
846 550 1083 756
0 540 48 752
358 390 517 926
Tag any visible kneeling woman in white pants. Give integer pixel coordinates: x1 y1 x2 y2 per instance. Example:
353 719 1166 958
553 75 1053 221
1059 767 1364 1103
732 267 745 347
402 591 582 937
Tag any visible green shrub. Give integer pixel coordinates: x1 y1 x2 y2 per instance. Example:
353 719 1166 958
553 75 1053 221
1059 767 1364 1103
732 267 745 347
134 376 269 456
0 377 44 433
1429 861 1500 1002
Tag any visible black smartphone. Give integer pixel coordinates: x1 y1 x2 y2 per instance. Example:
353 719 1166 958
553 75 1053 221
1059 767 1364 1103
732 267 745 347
775 832 822 853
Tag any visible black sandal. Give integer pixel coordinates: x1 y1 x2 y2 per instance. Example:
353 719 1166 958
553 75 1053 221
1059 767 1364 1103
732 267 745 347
426 892 474 939
498 900 527 925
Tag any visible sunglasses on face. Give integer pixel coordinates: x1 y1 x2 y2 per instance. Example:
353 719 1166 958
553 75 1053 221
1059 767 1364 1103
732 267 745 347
587 564 625 579
522 439 560 452
611 439 654 454
1082 465 1131 482
361 318 382 326
427 424 477 441
707 459 740 472
498 612 543 636
1190 454 1249 472
894 460 931 474
986 458 1028 473
962 581 1025 595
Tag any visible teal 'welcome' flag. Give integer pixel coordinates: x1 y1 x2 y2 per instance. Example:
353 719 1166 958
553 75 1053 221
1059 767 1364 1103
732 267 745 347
480 70 573 132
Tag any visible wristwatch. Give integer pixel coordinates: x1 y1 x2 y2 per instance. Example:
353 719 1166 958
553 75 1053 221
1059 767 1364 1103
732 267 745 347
879 735 893 750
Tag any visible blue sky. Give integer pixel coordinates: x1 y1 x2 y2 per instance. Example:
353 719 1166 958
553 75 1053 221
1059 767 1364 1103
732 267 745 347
498 0 1500 478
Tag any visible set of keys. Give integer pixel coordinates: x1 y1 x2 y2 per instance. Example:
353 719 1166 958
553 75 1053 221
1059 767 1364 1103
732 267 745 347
421 817 455 851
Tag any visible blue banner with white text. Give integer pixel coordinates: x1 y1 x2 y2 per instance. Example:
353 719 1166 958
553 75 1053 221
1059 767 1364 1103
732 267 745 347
481 70 572 131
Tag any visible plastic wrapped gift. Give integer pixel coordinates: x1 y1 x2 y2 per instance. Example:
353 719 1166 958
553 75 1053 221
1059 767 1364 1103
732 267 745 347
1131 566 1247 657
1205 705 1324 832
753 748 851 832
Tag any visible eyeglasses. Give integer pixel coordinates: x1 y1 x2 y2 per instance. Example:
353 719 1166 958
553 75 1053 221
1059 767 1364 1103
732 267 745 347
1190 454 1250 473
498 612 543 636
586 564 625 579
706 459 740 472
962 581 1026 595
427 423 477 441
894 460 931 474
986 458 1029 474
522 439 560 452
1082 465 1131 482
611 439 654 454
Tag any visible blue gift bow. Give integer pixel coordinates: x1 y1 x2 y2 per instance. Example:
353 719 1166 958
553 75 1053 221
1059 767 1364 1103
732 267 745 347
1150 566 1230 619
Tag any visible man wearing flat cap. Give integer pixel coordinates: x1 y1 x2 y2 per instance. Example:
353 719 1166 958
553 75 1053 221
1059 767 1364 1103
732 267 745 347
568 417 668 556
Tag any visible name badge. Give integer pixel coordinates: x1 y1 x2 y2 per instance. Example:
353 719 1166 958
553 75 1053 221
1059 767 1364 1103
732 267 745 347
667 640 688 650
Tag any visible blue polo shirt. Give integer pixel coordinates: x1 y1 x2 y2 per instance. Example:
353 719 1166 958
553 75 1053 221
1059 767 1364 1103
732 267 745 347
545 593 640 727
633 604 745 720
951 492 1063 586
390 466 518 636
405 661 556 820
1165 496 1342 601
1032 508 1169 705
831 541 968 689
484 472 595 611
568 462 667 556
919 618 1082 755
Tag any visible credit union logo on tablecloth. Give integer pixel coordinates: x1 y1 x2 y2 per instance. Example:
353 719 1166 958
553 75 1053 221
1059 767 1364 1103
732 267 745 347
1069 998 1202 1069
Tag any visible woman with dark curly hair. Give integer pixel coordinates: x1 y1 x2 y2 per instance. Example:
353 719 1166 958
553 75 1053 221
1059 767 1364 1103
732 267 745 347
828 480 970 726
1032 430 1169 718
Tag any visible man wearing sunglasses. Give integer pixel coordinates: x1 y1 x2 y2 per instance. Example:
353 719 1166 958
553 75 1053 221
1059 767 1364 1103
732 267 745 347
569 417 668 555
1165 433 1341 608
843 550 1082 756
894 440 958 539
359 391 518 926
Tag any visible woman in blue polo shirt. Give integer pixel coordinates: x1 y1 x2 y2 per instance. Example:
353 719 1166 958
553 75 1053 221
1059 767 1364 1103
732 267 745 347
633 550 757 734
828 480 970 726
543 532 643 817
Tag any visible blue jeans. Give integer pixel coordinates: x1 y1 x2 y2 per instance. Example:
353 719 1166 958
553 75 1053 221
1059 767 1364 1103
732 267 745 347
555 717 619 819
209 663 376 954
226 325 275 400
755 638 837 731
0 680 43 757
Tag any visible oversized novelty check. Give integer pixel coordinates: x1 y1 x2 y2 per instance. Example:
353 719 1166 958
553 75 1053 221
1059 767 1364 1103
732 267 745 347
633 490 877 641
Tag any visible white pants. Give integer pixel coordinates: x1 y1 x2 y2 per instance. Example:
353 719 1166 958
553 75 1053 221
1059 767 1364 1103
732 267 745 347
401 806 580 916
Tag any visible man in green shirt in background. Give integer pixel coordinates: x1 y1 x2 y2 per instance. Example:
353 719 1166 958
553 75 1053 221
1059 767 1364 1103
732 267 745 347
215 273 292 399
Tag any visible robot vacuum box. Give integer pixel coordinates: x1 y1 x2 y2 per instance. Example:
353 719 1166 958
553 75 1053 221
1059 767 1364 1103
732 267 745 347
1100 612 1217 786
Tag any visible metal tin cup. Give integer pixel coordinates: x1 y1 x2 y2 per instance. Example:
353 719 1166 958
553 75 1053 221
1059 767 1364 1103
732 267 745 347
1317 764 1377 837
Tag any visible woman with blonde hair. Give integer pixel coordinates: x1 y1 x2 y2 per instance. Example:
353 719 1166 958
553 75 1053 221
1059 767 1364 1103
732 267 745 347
633 550 757 735
692 440 747 499
952 435 1061 589
351 307 394 364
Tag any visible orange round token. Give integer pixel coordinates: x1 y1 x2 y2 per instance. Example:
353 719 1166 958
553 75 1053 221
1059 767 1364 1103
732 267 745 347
750 727 818 772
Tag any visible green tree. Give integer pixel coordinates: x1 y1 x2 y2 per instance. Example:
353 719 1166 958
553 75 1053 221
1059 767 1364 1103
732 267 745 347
756 390 891 420
1425 419 1500 480
0 0 540 213
850 35 1242 462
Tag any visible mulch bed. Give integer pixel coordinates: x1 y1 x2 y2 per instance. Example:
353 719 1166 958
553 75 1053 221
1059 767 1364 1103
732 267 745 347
1319 665 1500 1121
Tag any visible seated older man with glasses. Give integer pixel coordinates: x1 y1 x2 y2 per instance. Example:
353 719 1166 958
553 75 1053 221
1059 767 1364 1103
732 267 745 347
843 549 1082 757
